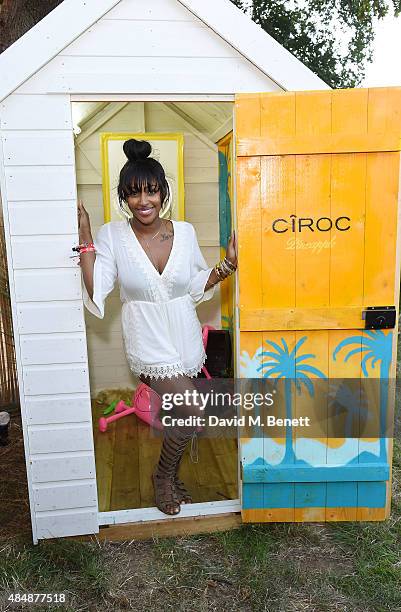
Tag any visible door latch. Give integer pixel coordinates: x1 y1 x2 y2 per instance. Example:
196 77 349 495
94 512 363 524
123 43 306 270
362 306 396 329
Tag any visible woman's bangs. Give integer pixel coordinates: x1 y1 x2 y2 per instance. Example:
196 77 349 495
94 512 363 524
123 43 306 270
125 165 161 196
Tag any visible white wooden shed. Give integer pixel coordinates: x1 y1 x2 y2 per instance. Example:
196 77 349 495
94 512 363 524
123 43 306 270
0 0 328 544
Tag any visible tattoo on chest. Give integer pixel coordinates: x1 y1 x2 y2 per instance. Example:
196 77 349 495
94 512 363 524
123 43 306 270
160 231 173 243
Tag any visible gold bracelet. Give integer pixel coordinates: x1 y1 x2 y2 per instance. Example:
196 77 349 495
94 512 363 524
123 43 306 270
214 263 226 281
223 257 236 271
220 260 233 276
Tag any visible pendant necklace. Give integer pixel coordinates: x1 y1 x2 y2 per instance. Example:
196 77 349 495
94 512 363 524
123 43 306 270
131 217 167 272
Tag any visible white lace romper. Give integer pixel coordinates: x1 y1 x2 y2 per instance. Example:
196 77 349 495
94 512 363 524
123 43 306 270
81 218 216 380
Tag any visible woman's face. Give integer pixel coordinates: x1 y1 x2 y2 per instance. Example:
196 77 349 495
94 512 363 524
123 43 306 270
126 181 162 225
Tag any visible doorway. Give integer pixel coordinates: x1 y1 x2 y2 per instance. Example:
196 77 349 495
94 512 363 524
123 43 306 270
72 100 240 523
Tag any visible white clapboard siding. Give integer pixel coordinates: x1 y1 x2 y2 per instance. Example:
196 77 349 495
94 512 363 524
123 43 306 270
11 235 76 268
31 453 96 483
4 165 76 201
106 0 196 20
33 481 97 512
63 21 242 57
17 302 85 334
0 0 123 102
0 90 99 545
14 269 81 302
8 201 78 236
26 394 92 425
20 333 87 365
35 509 98 539
23 364 89 395
29 424 93 453
2 131 74 166
0 95 71 130
16 56 271 95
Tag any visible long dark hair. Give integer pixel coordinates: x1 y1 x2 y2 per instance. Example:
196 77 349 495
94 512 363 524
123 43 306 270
117 139 170 214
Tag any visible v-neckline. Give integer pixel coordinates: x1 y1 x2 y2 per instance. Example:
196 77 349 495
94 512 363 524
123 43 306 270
127 218 176 278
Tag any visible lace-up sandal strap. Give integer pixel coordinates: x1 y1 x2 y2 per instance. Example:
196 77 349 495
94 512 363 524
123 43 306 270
157 429 195 477
174 476 193 504
152 472 181 515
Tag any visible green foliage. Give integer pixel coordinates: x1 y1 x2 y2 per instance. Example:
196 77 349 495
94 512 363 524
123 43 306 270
231 0 401 88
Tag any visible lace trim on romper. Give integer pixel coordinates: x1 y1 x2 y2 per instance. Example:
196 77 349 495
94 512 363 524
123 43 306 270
117 220 207 381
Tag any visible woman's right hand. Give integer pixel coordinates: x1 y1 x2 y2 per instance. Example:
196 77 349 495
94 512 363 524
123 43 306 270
77 199 92 238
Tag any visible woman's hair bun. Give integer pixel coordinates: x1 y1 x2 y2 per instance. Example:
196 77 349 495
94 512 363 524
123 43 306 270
123 139 152 162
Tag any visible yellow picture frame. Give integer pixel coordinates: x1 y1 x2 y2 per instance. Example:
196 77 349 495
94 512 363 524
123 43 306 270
100 132 185 222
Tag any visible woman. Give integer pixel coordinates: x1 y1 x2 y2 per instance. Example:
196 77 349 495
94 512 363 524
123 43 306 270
78 138 238 515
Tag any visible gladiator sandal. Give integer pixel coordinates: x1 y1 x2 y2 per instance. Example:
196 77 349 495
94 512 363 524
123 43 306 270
174 476 193 504
174 431 198 504
152 428 194 515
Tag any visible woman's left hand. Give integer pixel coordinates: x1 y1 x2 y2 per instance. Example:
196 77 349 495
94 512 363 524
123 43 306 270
225 229 238 269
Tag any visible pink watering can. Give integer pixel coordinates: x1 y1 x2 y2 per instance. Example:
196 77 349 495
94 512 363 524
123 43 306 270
98 383 164 432
98 325 215 432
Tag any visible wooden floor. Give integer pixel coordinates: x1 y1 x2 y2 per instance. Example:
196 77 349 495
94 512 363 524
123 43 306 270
92 397 238 512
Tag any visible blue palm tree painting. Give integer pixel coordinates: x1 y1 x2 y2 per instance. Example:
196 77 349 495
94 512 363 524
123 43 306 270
257 336 327 465
332 329 393 463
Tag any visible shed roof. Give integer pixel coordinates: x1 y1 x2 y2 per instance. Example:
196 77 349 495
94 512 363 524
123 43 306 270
0 0 329 103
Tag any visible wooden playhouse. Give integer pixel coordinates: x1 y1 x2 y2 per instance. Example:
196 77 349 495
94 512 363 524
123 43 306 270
0 0 400 545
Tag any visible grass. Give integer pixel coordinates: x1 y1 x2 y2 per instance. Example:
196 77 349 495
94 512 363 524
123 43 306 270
0 440 399 611
1 362 400 610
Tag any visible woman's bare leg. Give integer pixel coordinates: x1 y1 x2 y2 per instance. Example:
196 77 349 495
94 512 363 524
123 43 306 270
139 373 202 514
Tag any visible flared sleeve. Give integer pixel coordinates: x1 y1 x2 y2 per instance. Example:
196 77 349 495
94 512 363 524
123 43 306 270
81 223 117 319
188 224 216 306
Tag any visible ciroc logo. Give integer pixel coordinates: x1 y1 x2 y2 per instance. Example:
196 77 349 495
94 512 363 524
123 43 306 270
272 215 351 233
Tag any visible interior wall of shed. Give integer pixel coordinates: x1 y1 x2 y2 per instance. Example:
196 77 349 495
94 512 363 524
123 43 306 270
73 101 233 395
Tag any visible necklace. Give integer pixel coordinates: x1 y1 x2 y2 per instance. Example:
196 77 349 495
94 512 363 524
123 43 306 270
130 217 168 272
131 216 164 241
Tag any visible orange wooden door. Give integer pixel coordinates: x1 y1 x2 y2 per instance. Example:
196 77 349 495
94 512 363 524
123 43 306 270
236 88 401 522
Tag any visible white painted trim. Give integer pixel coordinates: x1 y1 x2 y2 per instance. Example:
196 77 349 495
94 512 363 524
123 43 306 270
0 0 329 103
70 94 236 102
99 499 241 525
177 0 330 91
0 0 122 102
0 136 38 544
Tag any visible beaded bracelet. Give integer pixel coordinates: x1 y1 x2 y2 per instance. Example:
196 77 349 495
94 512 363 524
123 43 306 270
70 242 96 265
72 241 95 253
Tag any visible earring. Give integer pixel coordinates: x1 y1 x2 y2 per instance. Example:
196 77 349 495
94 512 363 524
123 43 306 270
160 179 173 220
